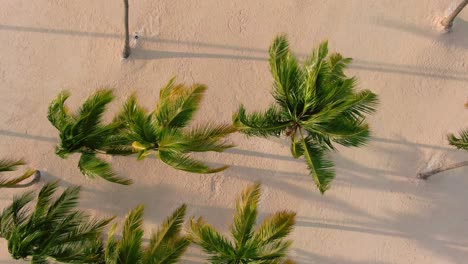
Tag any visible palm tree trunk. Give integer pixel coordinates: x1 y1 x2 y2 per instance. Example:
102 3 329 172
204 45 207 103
441 0 468 30
417 160 468 179
122 0 130 58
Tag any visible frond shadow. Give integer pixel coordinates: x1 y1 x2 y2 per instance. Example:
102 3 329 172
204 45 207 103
373 17 468 51
131 48 266 61
0 129 56 143
2 24 468 81
293 248 393 264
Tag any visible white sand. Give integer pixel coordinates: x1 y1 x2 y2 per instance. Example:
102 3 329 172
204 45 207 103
1 0 468 263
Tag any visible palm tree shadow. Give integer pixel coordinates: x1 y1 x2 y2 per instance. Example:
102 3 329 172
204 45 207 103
373 17 468 50
295 138 468 262
2 21 468 262
212 161 382 222
131 48 267 61
293 248 392 264
220 135 468 262
294 176 468 263
334 135 468 194
39 171 75 187
2 24 468 81
226 148 303 163
0 24 267 54
0 129 56 143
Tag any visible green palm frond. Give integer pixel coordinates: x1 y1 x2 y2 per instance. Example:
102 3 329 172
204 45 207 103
158 150 228 174
306 118 370 148
269 35 304 112
290 132 304 159
301 41 329 113
301 137 335 194
233 105 289 137
0 159 25 172
158 77 177 100
253 211 295 247
183 124 236 152
189 183 296 263
75 89 114 133
116 94 159 146
327 119 370 147
104 144 134 156
328 53 353 80
448 129 468 151
0 181 113 263
105 204 189 264
0 159 39 188
340 90 379 120
0 190 34 238
231 183 261 249
105 223 119 263
233 34 378 193
79 153 132 185
117 78 234 173
189 217 236 263
48 91 74 131
114 204 144 263
48 89 133 185
155 128 186 152
143 204 190 264
0 169 37 188
155 80 206 129
50 79 234 182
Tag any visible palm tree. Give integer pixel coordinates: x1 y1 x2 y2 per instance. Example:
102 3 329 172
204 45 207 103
48 89 133 185
188 183 296 264
0 181 113 263
115 78 235 173
233 35 378 193
0 158 40 188
104 204 190 264
440 0 468 30
418 128 468 179
122 0 131 58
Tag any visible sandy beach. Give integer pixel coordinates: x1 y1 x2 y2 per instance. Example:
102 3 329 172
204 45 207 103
1 1 468 263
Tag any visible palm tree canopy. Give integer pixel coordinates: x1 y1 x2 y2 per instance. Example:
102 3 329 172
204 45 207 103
0 181 112 263
189 183 296 264
48 89 133 185
48 82 235 183
115 78 235 174
105 204 190 264
233 35 378 193
0 159 38 188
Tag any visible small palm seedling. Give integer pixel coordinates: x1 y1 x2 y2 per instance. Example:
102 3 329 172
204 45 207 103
115 78 235 173
233 35 378 193
0 181 113 263
189 183 296 263
48 89 133 185
418 106 468 179
0 158 40 188
104 204 190 264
